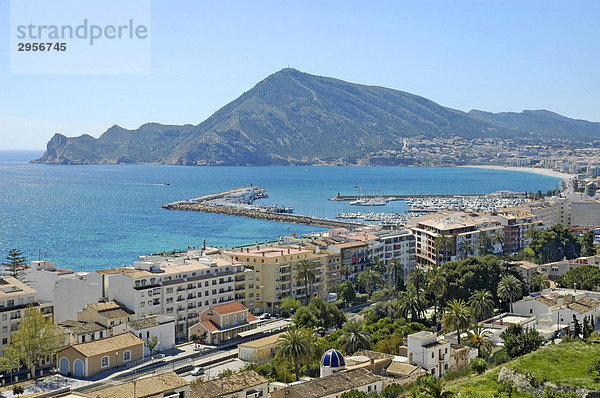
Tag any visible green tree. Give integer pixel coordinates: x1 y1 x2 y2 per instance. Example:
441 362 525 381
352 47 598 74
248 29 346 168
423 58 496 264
587 356 600 379
470 357 488 374
1 248 28 282
387 259 404 290
497 381 514 398
442 299 471 344
434 232 454 264
341 264 353 281
466 323 494 358
528 272 550 292
280 297 302 317
572 314 582 338
427 268 447 325
408 268 427 304
499 324 543 358
468 289 494 321
12 386 25 397
476 231 493 256
295 260 317 305
0 345 21 383
417 374 454 398
338 321 372 354
358 268 383 298
528 225 581 263
492 231 505 253
293 298 346 332
276 327 315 381
7 306 63 379
147 335 159 354
369 256 386 274
341 391 368 398
337 281 356 307
558 264 600 290
457 240 475 260
580 231 596 257
497 275 521 312
397 290 425 322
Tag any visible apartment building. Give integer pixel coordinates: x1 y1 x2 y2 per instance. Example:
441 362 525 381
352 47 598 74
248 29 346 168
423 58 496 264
225 244 326 314
99 250 243 339
328 241 369 281
372 229 417 278
490 210 544 254
409 211 504 267
0 277 54 355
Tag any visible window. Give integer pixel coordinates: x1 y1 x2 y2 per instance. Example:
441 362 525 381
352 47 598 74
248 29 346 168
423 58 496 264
140 302 145 307
123 350 131 361
101 356 110 368
225 316 230 325
233 315 237 323
431 352 434 358
2 338 7 345
241 313 245 320
166 287 173 293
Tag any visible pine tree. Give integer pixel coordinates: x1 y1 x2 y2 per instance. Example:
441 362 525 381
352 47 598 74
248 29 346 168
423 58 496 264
1 249 28 282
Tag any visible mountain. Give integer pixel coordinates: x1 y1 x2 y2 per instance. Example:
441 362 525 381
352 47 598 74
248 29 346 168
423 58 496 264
33 69 600 165
468 109 600 141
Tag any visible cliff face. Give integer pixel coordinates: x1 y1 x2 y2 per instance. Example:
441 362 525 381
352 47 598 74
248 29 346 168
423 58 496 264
33 69 600 165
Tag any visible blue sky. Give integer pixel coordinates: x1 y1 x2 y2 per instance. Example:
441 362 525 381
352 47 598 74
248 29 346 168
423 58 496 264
1 0 599 149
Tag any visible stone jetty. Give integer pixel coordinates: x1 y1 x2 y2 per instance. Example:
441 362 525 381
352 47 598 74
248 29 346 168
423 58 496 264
161 201 363 229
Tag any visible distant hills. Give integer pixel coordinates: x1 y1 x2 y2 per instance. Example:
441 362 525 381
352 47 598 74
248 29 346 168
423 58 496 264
33 68 600 165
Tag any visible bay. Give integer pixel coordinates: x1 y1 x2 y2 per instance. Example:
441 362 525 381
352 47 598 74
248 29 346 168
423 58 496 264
0 150 562 271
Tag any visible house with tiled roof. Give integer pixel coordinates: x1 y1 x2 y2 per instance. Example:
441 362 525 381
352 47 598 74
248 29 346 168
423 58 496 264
551 296 600 329
270 368 383 398
78 300 135 333
90 371 189 398
188 301 259 344
190 370 267 398
57 332 144 378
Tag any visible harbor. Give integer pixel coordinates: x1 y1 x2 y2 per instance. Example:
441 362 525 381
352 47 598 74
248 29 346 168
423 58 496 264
162 186 364 229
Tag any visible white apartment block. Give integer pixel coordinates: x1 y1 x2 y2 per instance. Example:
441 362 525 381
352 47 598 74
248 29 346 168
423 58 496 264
373 229 417 279
0 277 54 355
26 260 104 323
99 251 242 339
407 331 451 378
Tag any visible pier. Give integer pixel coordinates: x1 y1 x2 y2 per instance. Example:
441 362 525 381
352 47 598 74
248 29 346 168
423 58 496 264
329 193 484 201
162 186 364 229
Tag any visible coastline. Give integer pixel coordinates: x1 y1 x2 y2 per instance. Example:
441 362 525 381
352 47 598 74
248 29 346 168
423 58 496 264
459 165 573 180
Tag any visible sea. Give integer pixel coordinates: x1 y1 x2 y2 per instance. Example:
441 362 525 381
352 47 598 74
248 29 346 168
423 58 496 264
0 150 562 271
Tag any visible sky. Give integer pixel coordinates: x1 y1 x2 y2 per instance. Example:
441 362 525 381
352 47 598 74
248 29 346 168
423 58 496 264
1 0 599 150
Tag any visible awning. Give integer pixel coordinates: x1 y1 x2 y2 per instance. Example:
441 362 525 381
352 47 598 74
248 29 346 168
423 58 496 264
238 319 292 338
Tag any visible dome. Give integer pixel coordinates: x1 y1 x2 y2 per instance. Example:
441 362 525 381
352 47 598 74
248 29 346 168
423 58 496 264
321 349 345 368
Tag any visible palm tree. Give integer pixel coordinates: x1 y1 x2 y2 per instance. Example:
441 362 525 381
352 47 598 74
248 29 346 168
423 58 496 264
338 320 372 354
341 264 352 281
397 290 425 322
476 231 493 256
408 268 426 303
276 327 315 381
528 272 550 292
418 375 455 398
466 323 494 358
442 299 471 344
357 268 383 297
457 239 475 260
427 268 447 326
492 231 505 254
387 259 404 289
434 232 454 264
468 289 494 321
295 259 317 305
497 274 522 312
370 256 386 274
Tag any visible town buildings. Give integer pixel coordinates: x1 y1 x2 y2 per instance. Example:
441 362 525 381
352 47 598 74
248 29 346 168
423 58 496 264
406 331 451 378
188 301 259 344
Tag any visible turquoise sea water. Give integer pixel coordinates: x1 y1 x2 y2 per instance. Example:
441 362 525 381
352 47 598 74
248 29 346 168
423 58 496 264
0 150 562 271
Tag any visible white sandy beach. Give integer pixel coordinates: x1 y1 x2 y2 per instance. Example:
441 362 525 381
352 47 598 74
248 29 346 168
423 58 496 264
460 165 573 180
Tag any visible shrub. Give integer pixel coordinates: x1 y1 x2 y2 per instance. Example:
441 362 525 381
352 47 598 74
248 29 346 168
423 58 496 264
470 357 488 374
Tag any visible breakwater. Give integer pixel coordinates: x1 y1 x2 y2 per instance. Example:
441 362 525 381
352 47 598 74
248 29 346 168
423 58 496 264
161 201 363 229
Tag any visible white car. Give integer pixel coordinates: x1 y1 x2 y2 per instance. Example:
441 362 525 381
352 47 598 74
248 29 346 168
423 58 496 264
191 366 205 376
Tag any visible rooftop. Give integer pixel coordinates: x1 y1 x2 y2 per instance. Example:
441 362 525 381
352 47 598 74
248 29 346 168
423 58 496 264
190 370 267 398
283 368 382 398
238 332 284 349
227 245 313 258
60 332 143 357
91 372 188 398
59 320 107 335
128 315 160 330
0 277 36 298
211 301 247 315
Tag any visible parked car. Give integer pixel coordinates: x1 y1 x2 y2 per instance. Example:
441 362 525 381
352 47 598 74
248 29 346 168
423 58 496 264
191 366 205 376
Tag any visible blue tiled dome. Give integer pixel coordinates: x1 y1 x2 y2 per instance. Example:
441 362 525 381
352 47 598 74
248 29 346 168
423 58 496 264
321 349 345 368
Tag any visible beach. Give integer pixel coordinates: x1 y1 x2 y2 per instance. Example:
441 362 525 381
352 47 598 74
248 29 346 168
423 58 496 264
460 165 573 180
